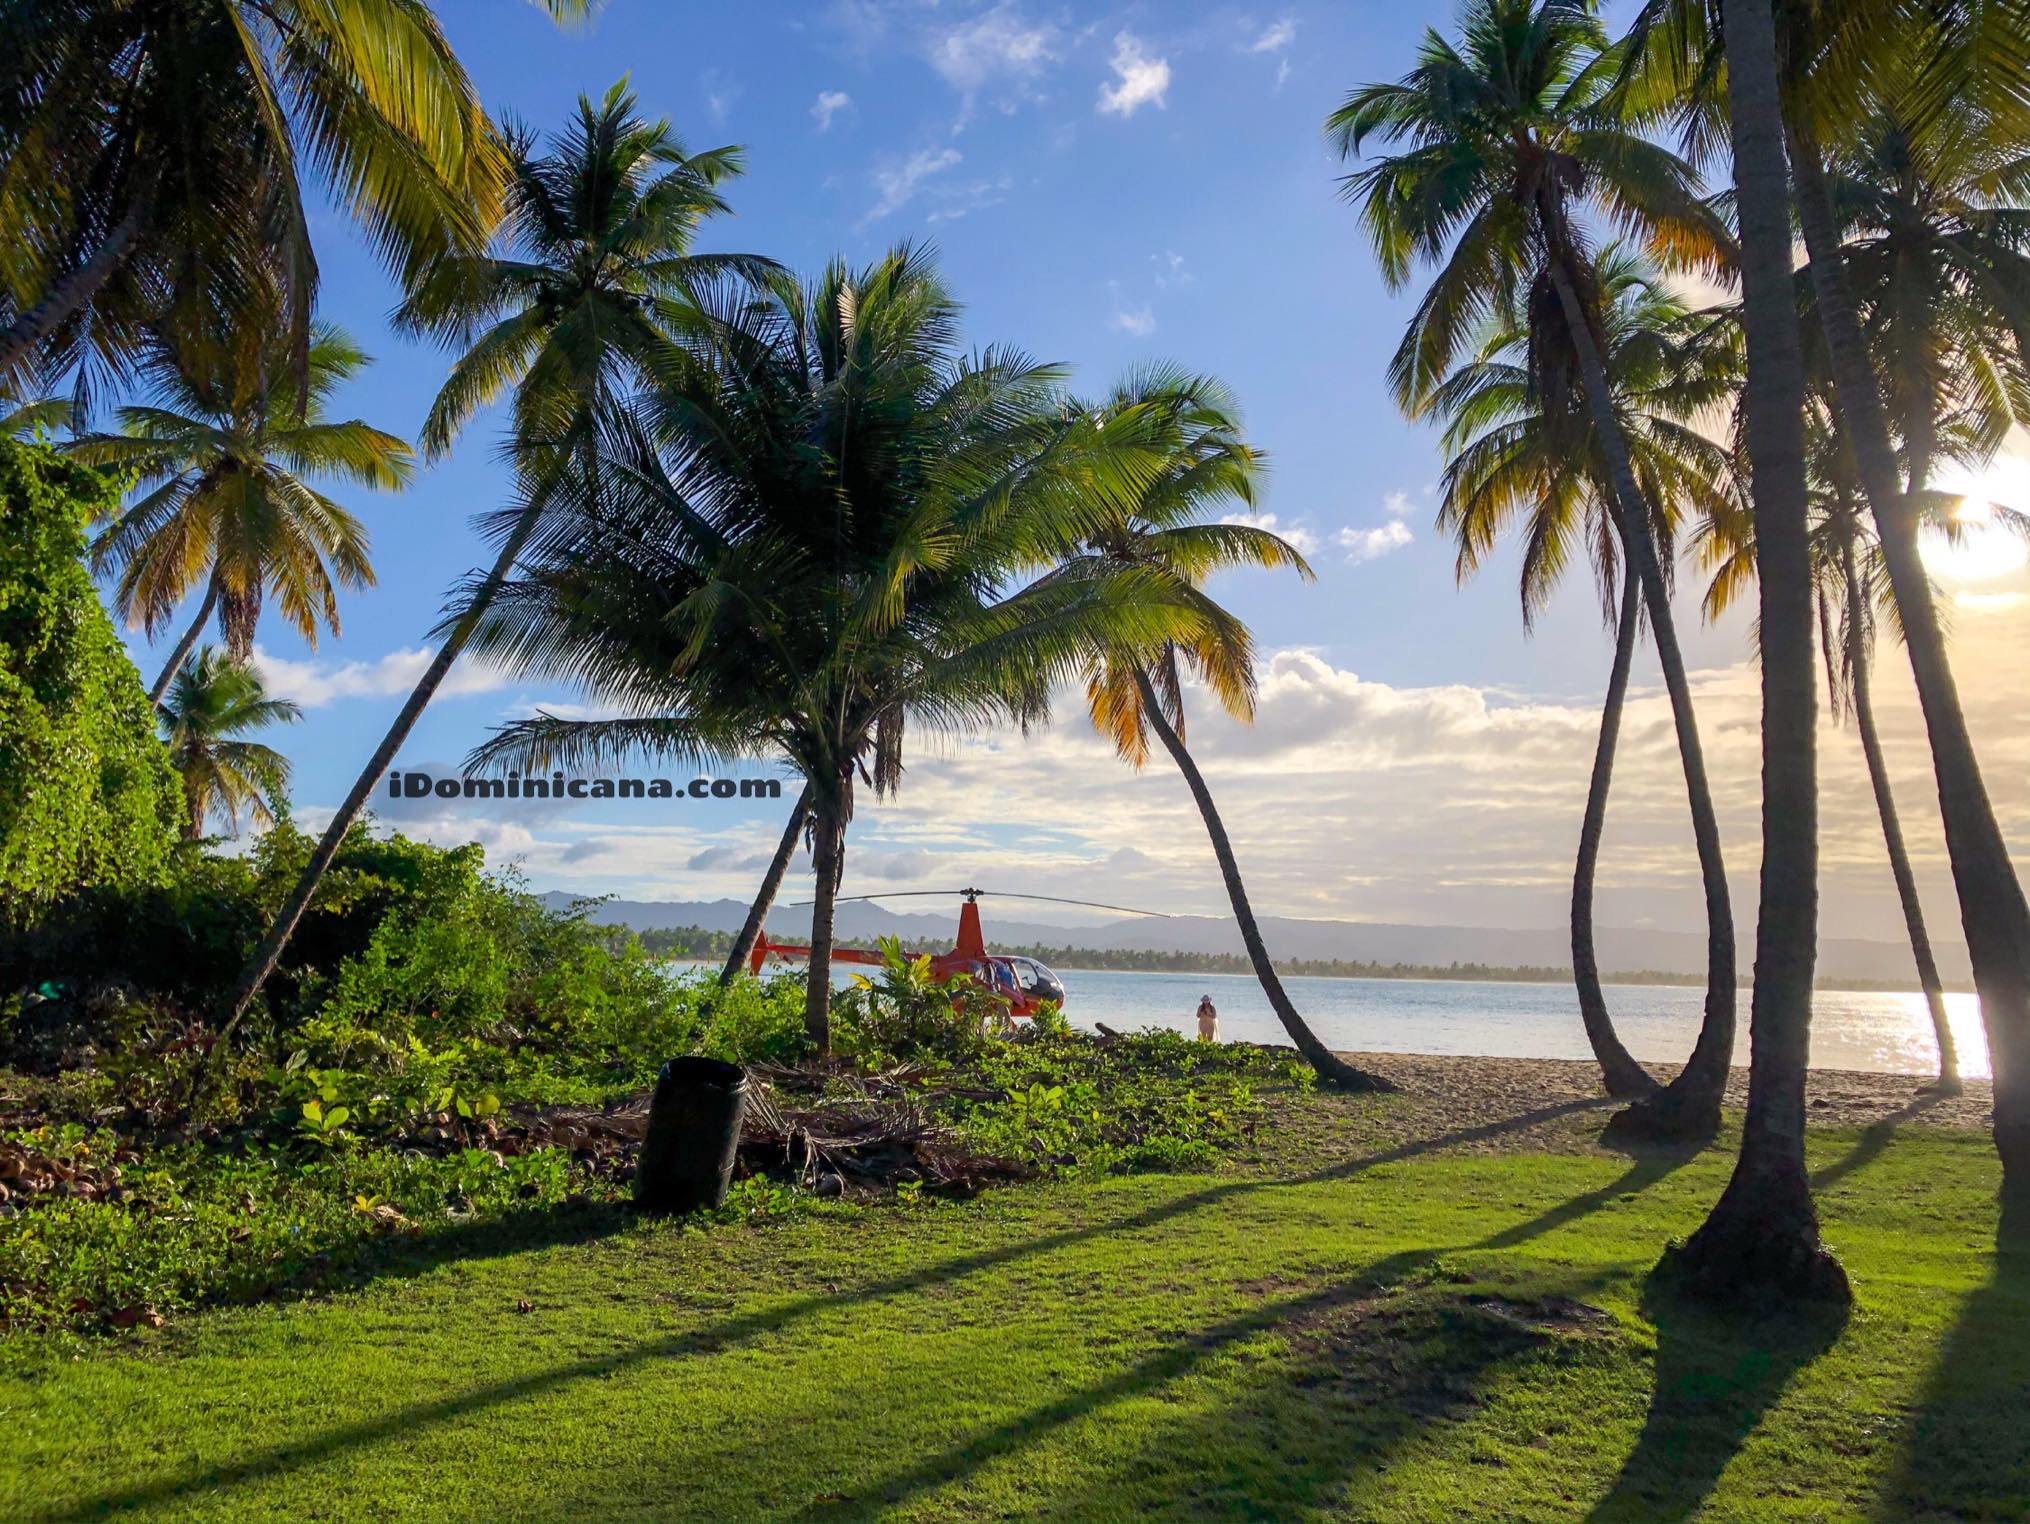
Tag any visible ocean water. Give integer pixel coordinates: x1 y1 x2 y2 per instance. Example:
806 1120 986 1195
1048 968 1989 1080
692 958 1988 1078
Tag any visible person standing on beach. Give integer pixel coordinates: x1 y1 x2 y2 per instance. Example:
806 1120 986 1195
1196 994 1219 1043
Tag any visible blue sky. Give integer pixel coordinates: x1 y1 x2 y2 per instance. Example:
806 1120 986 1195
106 0 2030 940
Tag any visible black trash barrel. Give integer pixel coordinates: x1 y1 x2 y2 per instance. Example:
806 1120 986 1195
635 1056 751 1214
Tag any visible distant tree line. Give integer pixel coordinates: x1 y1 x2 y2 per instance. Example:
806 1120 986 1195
987 943 1945 994
603 924 737 961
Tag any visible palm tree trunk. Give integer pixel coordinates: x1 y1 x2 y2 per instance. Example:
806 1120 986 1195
1575 567 1658 1098
1132 667 1394 1092
1673 0 1845 1304
1843 544 1961 1092
1790 122 2028 1187
802 797 843 1054
214 511 541 1051
1544 259 1735 1141
0 180 154 380
718 784 812 985
147 574 221 708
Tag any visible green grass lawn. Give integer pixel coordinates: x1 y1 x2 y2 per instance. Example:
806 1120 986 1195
2 1096 2023 1522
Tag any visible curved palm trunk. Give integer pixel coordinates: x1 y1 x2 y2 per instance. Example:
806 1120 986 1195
802 797 844 1054
215 510 542 1051
1790 125 2027 1186
718 784 812 986
147 574 221 708
0 181 153 381
1575 567 1659 1097
1843 543 1961 1092
1132 667 1394 1092
1544 260 1735 1141
1674 0 1845 1304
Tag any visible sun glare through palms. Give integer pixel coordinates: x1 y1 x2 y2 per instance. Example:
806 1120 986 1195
1923 459 2030 581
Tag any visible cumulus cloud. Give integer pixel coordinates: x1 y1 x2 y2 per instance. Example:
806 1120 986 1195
1337 520 1414 562
1098 31 1170 117
1336 491 1417 562
811 89 852 131
251 645 514 708
1110 303 1157 337
305 589 2030 946
1220 510 1319 556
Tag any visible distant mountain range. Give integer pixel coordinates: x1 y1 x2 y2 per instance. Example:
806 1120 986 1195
541 892 1967 987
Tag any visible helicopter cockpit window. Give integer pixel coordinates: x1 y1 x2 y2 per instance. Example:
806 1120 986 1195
1009 958 1064 999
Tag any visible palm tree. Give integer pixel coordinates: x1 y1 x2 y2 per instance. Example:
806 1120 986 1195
1329 0 1741 1139
1789 92 2030 1186
1699 399 2020 1096
159 645 302 840
1 393 78 439
220 84 764 1042
1428 245 1740 1098
1616 0 1848 1300
0 0 518 391
455 250 1201 1051
1634 0 2030 1199
718 784 812 986
68 325 409 707
1048 367 1393 1091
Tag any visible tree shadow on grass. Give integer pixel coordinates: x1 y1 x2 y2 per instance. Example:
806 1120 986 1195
40 1098 1633 1524
1583 1277 1851 1523
1810 1093 1948 1194
772 1149 1694 1523
1871 1192 2030 1521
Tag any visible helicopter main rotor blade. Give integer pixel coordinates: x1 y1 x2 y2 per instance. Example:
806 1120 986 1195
785 888 1172 917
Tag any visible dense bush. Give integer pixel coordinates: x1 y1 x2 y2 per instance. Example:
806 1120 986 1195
831 937 1007 1067
0 840 1307 1336
0 440 182 920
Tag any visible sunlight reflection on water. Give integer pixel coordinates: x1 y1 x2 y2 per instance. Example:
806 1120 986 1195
685 959 1991 1077
1051 970 1992 1079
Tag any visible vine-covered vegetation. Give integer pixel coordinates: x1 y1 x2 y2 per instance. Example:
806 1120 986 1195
0 440 182 918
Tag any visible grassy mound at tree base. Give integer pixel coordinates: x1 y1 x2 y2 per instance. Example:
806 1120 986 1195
1 1093 2018 1523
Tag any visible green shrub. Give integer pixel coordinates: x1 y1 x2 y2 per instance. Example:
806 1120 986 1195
0 440 181 920
832 937 1006 1067
0 1134 617 1331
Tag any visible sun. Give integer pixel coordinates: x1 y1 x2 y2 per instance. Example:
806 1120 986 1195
1921 459 2030 582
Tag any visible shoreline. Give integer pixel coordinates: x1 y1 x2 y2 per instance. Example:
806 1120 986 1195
1315 1049 1996 1143
1049 963 1962 995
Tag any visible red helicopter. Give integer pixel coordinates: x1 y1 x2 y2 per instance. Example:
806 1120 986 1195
748 887 1169 1020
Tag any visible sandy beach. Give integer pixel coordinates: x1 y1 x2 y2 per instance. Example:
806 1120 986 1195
1311 1050 1995 1157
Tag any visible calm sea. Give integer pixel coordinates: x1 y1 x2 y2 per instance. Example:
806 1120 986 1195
697 960 1987 1079
1051 968 1988 1079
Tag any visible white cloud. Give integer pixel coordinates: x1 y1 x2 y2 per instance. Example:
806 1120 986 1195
1152 250 1192 289
927 3 1057 123
1335 491 1417 563
811 90 852 131
313 589 2030 950
862 146 963 224
1956 590 2028 614
1337 521 1414 563
1097 31 1170 117
1275 57 1291 91
1110 303 1157 337
1246 17 1296 53
701 69 738 128
251 645 514 709
1221 510 1319 556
